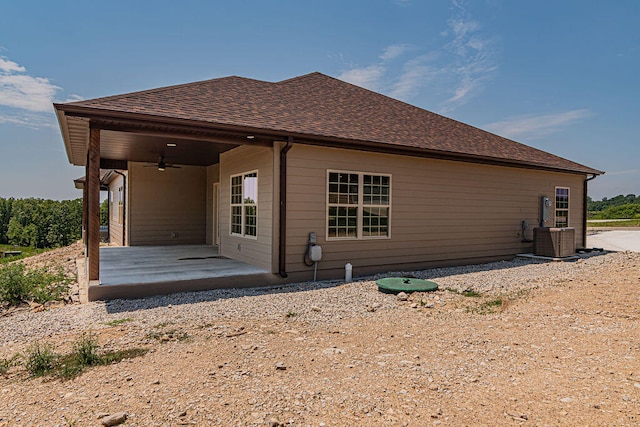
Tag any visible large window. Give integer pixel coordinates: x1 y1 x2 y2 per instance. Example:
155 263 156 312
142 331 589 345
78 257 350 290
555 187 569 227
327 171 391 239
231 171 258 238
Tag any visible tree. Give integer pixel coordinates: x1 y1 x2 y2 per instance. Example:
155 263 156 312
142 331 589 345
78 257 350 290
100 199 109 226
4 198 83 248
0 198 14 244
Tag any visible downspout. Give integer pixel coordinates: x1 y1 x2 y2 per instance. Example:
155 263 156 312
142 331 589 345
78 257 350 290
583 174 597 248
113 170 127 246
278 136 294 278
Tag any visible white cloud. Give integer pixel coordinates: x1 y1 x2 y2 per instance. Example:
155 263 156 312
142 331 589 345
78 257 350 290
337 64 386 91
0 54 65 128
484 109 593 140
0 110 57 129
63 94 84 103
380 44 410 61
389 54 439 100
439 1 496 112
0 57 26 73
0 74 60 112
336 0 496 110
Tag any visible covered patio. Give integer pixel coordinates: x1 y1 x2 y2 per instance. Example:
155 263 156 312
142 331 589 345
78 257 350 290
85 245 277 301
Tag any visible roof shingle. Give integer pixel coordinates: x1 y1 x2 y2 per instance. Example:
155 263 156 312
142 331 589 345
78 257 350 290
60 72 601 175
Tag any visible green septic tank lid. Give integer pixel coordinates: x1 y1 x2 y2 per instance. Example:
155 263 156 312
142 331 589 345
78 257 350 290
376 277 439 294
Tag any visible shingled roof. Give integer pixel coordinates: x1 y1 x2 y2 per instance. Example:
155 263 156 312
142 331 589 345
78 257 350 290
56 72 601 175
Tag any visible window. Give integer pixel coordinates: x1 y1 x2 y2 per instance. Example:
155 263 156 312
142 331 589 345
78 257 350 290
111 191 117 221
117 186 124 225
555 187 569 227
327 171 390 239
230 171 258 238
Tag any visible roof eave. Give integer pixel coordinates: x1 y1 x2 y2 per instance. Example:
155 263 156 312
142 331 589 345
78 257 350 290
54 106 76 165
55 103 604 176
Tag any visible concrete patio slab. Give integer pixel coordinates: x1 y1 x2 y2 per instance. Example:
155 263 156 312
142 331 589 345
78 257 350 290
87 245 279 301
100 245 267 285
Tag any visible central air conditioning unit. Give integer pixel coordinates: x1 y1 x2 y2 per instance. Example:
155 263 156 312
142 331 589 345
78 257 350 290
533 227 576 258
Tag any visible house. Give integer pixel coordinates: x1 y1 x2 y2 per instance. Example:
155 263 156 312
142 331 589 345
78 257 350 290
54 72 602 300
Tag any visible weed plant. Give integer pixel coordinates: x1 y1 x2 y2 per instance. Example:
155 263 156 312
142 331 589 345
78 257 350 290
24 341 58 376
0 263 71 306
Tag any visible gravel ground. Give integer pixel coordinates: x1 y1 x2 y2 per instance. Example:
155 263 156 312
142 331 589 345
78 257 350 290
1 249 639 426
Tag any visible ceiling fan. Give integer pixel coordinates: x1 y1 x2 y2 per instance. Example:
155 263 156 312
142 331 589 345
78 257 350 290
144 155 181 171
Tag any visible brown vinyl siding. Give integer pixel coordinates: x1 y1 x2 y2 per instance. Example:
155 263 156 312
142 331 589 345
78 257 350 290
285 145 585 279
128 163 206 245
219 145 274 271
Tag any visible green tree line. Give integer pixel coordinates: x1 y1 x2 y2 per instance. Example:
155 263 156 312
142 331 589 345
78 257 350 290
0 198 83 248
588 194 640 219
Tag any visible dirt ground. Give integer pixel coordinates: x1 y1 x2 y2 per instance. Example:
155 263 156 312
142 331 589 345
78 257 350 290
1 248 639 426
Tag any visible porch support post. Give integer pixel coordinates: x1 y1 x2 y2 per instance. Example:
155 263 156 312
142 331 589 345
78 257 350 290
87 125 101 281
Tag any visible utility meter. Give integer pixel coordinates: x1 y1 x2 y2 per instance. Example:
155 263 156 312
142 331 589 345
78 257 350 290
540 196 551 226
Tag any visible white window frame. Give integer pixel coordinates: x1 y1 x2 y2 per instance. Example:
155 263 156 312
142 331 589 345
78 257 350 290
230 170 258 239
117 186 124 225
326 170 391 241
554 186 570 228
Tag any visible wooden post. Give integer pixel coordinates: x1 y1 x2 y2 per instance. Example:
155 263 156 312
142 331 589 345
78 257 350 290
87 126 100 281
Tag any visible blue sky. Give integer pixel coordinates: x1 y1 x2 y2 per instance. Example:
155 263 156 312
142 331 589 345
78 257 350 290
0 0 638 200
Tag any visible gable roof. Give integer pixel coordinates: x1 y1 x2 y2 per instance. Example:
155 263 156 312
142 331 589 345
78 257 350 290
55 72 601 175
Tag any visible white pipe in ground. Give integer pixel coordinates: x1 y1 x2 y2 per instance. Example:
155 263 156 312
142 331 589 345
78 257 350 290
345 263 352 282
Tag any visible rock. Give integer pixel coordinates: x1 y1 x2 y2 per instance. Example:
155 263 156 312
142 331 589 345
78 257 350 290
311 306 322 312
410 303 418 308
275 362 287 370
101 412 127 426
397 292 409 301
366 305 376 312
560 397 573 403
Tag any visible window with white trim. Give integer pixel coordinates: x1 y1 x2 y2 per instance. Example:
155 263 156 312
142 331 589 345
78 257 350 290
555 187 569 227
117 186 124 225
327 171 391 239
231 171 258 238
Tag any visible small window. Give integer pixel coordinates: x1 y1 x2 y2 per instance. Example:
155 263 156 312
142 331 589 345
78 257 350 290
230 171 258 238
555 187 569 227
327 171 391 240
117 186 124 225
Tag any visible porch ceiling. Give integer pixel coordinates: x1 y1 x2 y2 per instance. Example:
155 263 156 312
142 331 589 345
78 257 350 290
59 113 275 167
99 130 237 166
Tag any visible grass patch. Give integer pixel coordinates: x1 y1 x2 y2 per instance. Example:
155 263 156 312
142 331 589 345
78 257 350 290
587 219 640 227
286 311 298 318
462 289 481 297
0 354 20 375
146 327 190 343
0 245 49 265
0 263 72 306
472 298 504 314
103 317 134 327
20 333 148 380
445 288 482 297
100 347 149 364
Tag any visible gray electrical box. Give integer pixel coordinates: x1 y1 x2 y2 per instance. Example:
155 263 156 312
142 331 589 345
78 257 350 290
540 196 552 226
